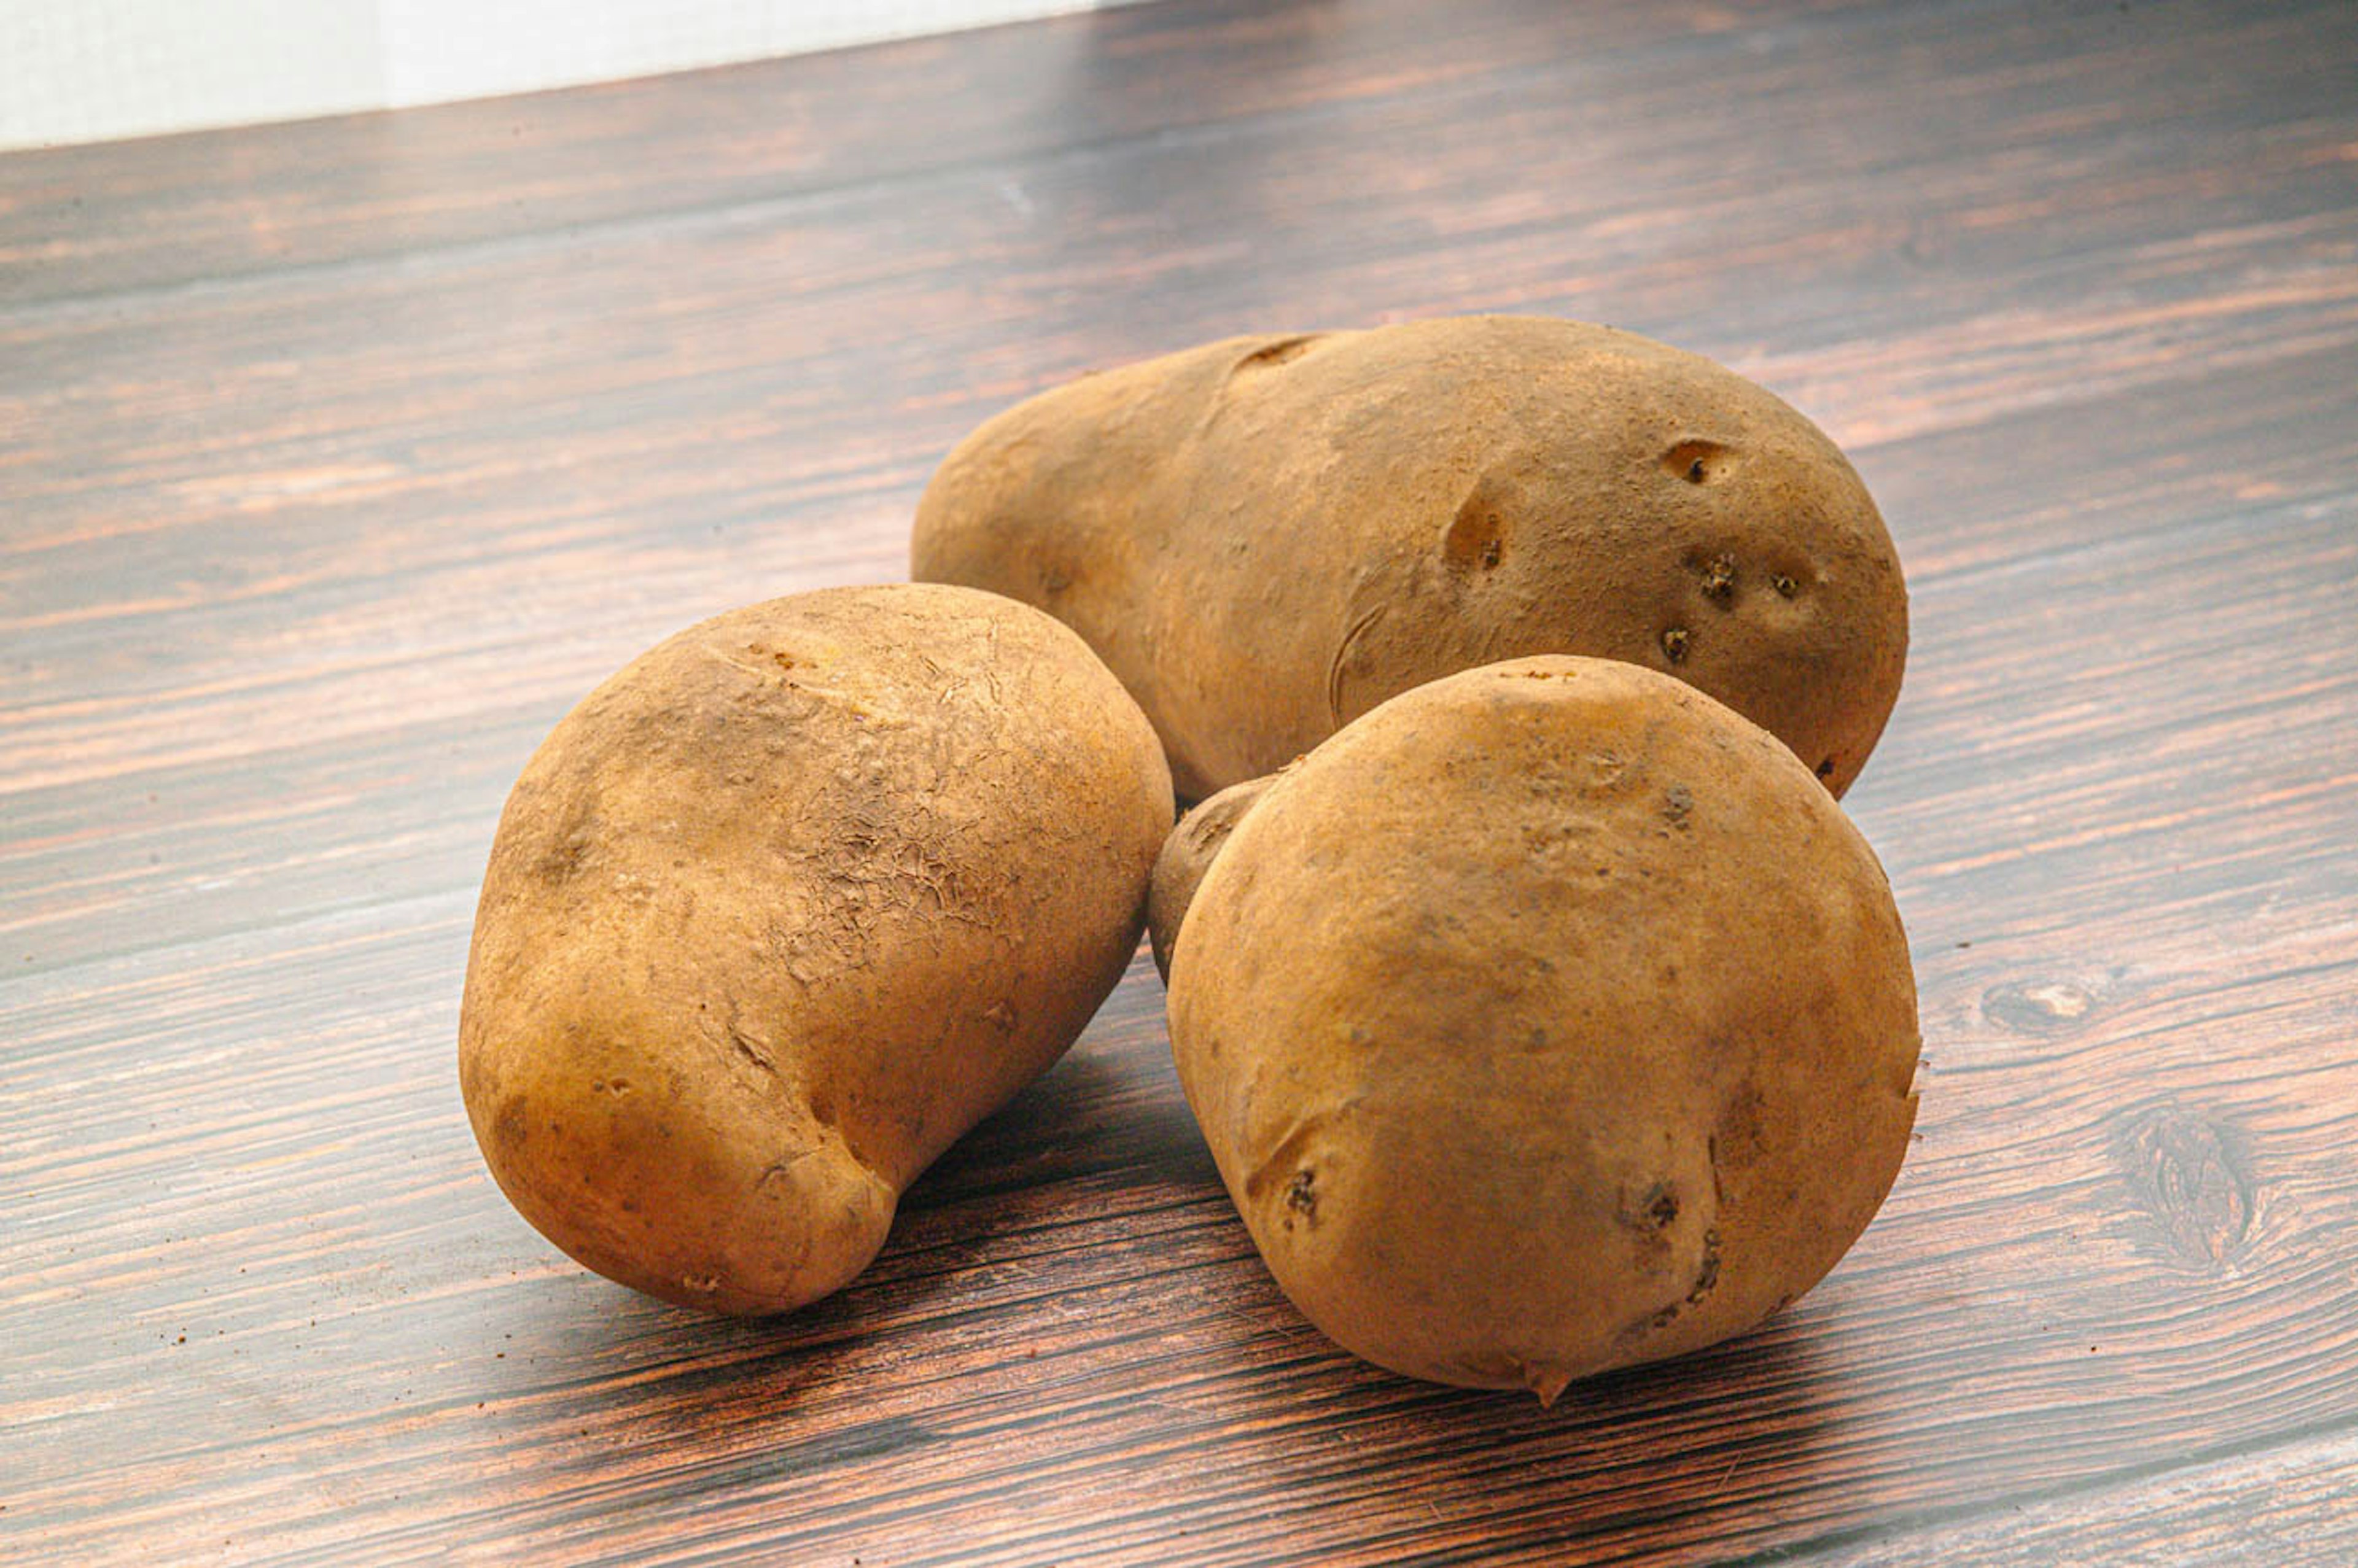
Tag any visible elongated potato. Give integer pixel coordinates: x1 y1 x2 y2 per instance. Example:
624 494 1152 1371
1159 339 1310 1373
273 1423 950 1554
912 314 1906 800
1165 656 1921 1400
459 584 1172 1315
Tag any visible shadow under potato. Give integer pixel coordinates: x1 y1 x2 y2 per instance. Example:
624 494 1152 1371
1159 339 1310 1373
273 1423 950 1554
512 945 1869 1462
892 1030 1216 1219
628 954 1215 1316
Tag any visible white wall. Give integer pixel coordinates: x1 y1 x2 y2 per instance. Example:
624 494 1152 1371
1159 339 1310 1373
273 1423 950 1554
0 0 1113 151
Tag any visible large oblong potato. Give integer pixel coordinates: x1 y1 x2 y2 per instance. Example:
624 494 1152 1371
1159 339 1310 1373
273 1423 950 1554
1166 656 1921 1400
912 314 1907 800
459 583 1172 1315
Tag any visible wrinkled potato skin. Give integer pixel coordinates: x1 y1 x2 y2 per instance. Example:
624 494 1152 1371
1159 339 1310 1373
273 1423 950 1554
912 315 1907 801
1167 657 1920 1400
459 584 1172 1316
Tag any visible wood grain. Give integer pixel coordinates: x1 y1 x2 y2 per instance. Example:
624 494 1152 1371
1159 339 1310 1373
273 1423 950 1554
4 0 2356 1562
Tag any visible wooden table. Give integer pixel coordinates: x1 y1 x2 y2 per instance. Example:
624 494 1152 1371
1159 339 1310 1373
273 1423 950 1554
6 0 2355 1561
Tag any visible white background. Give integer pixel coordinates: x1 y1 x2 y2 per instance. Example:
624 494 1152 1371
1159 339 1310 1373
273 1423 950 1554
0 0 1117 150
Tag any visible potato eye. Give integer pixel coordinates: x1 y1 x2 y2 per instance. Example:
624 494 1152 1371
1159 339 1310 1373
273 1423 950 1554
1660 438 1732 483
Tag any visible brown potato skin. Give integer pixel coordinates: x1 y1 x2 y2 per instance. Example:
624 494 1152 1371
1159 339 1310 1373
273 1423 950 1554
1146 773 1278 982
459 584 1173 1316
1167 656 1921 1400
911 315 1906 801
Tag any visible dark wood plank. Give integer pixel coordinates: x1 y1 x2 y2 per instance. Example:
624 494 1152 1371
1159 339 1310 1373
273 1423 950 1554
4 850 2354 1563
1803 1427 2358 1566
0 0 1874 307
4 340 2349 974
4 0 2349 794
4 0 2357 1562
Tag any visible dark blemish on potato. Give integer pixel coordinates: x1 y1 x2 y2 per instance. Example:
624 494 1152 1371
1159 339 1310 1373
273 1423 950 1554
1622 1179 1681 1238
1232 333 1323 374
1661 627 1691 664
1697 554 1737 604
1285 1168 1318 1222
1815 757 1837 780
1663 785 1692 827
1686 1228 1722 1304
1246 1119 1328 1206
1443 491 1507 575
1660 438 1731 483
494 1096 530 1150
1773 573 1800 598
589 1078 632 1096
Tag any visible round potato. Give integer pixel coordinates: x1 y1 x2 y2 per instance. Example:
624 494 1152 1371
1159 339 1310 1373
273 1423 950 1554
459 583 1173 1316
912 314 1907 800
1166 656 1921 1400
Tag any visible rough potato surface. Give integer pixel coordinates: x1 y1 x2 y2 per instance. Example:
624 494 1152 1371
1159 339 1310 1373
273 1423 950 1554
1166 657 1921 1400
912 314 1907 799
459 584 1172 1315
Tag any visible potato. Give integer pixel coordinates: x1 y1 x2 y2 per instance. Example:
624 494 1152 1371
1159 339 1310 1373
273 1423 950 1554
912 314 1907 801
1165 656 1921 1400
1145 772 1275 982
458 583 1173 1315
